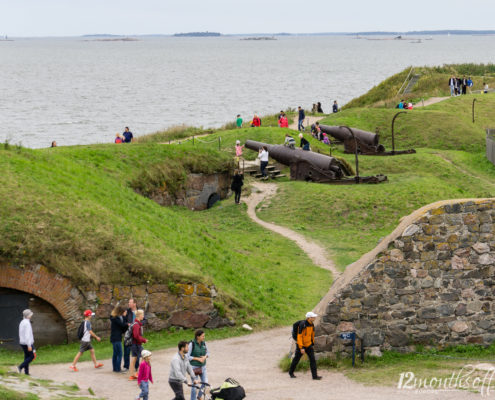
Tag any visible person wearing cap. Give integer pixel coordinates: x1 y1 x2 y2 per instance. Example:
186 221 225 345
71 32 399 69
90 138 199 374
288 311 322 380
136 350 153 400
70 310 103 372
18 309 35 375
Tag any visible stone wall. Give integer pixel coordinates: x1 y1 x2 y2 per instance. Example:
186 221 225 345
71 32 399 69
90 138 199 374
315 199 495 357
148 172 231 211
0 264 230 344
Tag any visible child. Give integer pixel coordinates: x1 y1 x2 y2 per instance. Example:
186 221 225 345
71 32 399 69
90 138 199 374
136 350 153 400
235 140 244 168
322 133 330 145
70 310 103 372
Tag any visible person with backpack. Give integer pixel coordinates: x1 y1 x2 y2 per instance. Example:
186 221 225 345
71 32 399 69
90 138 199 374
18 309 35 375
289 311 322 380
110 305 128 373
169 341 199 400
129 309 147 381
70 310 103 372
124 298 138 371
231 169 244 205
187 330 209 400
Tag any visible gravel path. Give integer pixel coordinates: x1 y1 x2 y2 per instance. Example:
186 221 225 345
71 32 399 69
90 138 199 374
415 96 449 107
289 115 325 131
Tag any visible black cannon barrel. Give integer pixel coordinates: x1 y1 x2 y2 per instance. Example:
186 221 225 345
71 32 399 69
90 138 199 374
320 125 379 147
245 140 343 172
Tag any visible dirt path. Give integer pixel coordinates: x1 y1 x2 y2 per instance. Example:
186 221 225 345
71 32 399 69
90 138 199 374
415 96 449 107
435 153 495 188
289 115 325 131
243 182 339 278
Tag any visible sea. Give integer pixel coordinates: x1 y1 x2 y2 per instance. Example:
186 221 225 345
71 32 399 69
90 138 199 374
1 35 494 148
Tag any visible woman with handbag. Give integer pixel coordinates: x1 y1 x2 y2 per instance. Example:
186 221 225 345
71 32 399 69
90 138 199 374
187 330 209 400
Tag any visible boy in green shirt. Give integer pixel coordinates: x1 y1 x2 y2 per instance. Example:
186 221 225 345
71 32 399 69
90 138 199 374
236 115 243 128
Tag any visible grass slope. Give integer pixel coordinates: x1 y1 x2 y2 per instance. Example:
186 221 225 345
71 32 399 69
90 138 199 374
321 93 495 152
0 143 330 327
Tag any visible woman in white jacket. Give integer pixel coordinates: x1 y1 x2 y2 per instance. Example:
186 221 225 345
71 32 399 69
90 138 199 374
18 309 35 375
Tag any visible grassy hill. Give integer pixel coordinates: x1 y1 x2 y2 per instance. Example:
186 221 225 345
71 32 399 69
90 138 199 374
0 143 330 327
345 63 495 109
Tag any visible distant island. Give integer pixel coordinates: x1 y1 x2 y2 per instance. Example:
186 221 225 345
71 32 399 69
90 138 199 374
241 36 276 41
174 32 221 37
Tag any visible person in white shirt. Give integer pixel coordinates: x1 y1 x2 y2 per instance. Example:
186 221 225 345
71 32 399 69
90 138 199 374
257 146 269 179
18 309 35 375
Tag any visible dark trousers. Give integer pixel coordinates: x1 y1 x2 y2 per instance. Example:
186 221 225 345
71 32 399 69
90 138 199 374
260 161 268 177
123 344 130 369
234 189 241 203
112 341 122 372
289 345 317 378
19 345 35 375
169 380 185 400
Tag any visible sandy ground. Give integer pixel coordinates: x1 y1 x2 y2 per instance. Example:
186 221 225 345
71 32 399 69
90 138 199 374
415 97 449 107
289 115 324 131
29 180 483 399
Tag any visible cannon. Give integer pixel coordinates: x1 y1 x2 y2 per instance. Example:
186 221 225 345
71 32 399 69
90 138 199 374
320 125 415 156
245 140 387 184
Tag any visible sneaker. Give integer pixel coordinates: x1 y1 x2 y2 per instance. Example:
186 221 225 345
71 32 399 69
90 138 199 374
69 365 78 372
122 368 129 372
16 366 22 374
289 372 296 378
313 376 322 380
95 363 104 369
129 375 138 381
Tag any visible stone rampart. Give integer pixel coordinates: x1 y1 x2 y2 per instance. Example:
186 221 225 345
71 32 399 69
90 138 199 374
315 199 495 357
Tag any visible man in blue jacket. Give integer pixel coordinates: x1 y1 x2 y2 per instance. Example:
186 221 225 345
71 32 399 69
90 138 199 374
298 106 305 132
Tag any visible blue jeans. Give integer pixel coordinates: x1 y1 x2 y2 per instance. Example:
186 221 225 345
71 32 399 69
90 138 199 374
191 367 208 400
450 85 455 96
139 381 149 400
298 119 304 131
112 341 122 372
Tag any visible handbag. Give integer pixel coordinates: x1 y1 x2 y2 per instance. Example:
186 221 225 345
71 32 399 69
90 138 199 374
193 366 203 376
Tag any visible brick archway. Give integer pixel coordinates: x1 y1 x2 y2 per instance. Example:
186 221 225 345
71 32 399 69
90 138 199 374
0 263 85 337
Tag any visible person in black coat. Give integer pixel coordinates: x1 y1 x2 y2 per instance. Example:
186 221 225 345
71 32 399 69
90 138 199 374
231 170 244 204
110 305 128 373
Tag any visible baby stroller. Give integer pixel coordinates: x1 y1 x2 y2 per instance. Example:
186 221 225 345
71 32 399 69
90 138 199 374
189 378 245 400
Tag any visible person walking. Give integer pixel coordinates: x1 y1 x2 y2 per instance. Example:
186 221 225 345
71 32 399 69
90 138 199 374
18 309 35 375
123 127 134 143
234 140 244 168
187 330 210 400
258 146 269 179
299 133 310 151
110 305 128 373
297 106 305 131
136 350 153 400
236 114 243 128
231 170 244 205
448 75 456 96
70 310 103 372
169 341 199 400
124 298 138 371
129 309 147 381
289 311 322 380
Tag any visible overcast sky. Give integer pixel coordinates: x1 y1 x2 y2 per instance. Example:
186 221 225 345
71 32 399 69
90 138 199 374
2 0 495 37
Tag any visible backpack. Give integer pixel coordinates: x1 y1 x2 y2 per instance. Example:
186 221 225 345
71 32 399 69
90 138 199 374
291 320 305 340
211 378 245 400
124 322 137 347
77 321 86 340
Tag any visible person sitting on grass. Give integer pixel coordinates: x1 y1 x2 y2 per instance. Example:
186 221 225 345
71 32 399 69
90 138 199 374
70 310 103 372
299 133 310 151
284 133 296 149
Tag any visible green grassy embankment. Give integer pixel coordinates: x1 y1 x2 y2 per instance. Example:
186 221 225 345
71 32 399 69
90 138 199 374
345 63 495 109
0 143 330 328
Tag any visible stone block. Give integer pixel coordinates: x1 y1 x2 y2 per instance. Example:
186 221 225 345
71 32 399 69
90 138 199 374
402 224 421 237
463 214 479 225
148 292 178 313
467 336 483 344
362 330 385 347
179 296 213 313
177 284 195 296
195 284 211 297
98 285 113 304
131 285 147 298
314 335 331 352
147 284 169 294
315 323 336 336
169 311 209 329
386 328 409 347
479 254 495 265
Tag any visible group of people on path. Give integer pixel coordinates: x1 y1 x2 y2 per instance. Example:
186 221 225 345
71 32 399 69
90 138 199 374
448 75 474 96
17 300 209 400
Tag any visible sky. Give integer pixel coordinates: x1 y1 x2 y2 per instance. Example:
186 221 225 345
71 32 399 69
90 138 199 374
1 0 495 37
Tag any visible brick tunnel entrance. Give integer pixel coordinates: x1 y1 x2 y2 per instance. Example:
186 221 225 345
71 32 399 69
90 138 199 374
0 288 67 349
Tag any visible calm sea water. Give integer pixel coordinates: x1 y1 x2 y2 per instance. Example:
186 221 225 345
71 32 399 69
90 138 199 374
1 35 494 148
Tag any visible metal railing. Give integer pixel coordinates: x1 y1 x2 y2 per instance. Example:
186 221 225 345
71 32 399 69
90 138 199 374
396 66 414 97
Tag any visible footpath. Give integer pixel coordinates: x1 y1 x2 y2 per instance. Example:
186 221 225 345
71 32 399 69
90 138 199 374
29 184 481 399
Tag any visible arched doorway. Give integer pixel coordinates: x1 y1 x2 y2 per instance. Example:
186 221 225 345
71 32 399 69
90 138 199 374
0 288 67 349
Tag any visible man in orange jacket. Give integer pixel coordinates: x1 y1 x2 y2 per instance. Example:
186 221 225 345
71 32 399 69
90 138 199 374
289 311 322 380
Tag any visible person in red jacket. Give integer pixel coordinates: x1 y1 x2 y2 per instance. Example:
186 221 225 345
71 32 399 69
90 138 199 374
278 113 289 128
251 114 261 127
129 309 147 380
